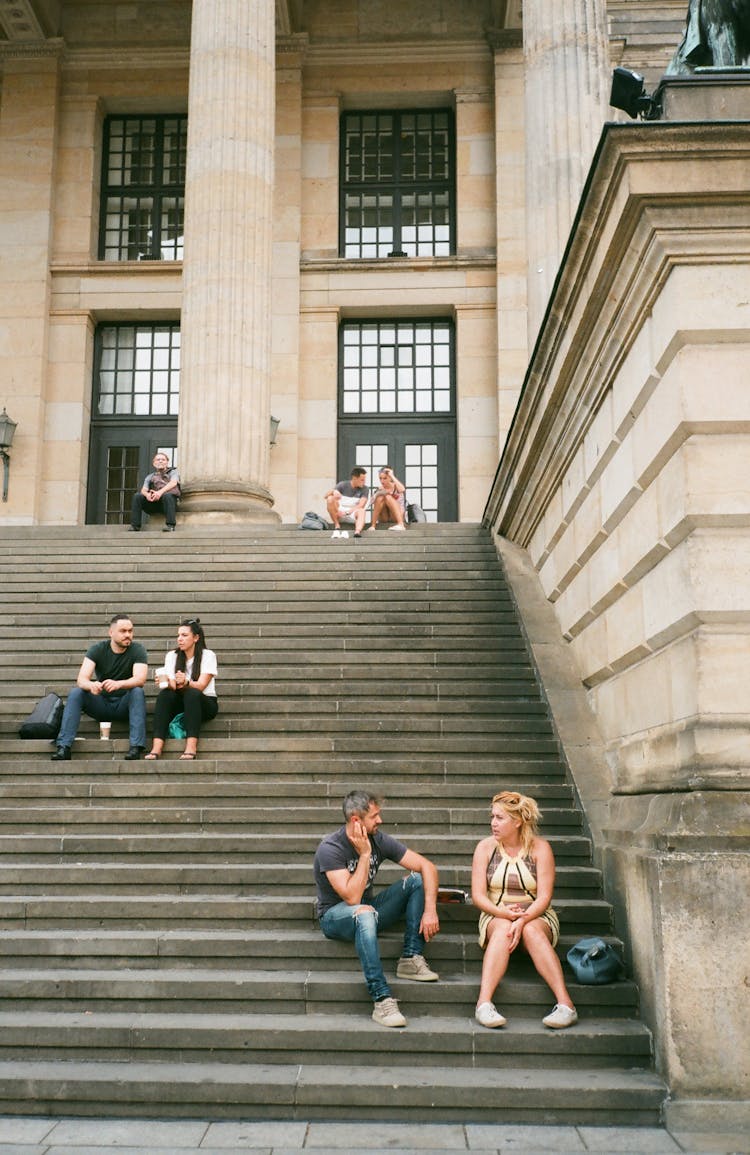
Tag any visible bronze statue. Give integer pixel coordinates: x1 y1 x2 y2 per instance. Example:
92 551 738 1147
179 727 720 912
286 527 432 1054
667 0 750 74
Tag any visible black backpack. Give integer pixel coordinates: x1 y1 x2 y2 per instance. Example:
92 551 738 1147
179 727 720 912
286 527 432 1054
19 692 64 739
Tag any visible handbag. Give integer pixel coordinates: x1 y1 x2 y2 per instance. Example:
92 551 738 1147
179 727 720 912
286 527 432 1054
19 692 64 739
406 502 427 524
168 712 187 739
566 937 625 984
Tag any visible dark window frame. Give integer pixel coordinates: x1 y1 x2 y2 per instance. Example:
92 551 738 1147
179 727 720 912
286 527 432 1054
338 318 456 420
339 108 456 259
98 114 187 262
93 321 181 419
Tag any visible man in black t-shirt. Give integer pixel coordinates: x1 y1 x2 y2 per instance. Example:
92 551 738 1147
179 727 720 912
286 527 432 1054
314 789 440 1028
52 614 148 761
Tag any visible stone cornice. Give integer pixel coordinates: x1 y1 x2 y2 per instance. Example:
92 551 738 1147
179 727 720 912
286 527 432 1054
300 254 496 273
276 33 309 57
304 39 492 69
484 26 523 52
0 35 63 61
61 46 189 72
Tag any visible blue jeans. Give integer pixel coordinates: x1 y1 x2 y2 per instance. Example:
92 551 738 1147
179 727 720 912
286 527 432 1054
57 686 147 749
318 872 426 1002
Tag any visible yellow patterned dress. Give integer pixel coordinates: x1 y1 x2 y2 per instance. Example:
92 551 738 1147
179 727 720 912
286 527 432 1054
477 843 560 948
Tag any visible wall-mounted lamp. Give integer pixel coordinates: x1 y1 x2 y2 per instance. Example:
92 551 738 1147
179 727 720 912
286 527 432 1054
0 407 17 503
610 67 661 120
269 415 281 446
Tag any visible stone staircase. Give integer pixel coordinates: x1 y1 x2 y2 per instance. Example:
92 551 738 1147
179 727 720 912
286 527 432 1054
0 524 666 1123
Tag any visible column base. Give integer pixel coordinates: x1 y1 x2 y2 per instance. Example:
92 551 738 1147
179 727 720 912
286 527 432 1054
178 482 280 525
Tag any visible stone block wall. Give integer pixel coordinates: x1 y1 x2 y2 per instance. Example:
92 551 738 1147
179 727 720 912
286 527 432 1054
485 113 750 1114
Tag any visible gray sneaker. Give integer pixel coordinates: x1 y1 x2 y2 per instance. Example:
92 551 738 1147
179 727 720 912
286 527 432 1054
372 996 407 1028
396 954 439 982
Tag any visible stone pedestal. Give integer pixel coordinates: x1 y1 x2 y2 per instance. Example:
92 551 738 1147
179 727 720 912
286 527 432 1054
523 0 610 346
178 0 279 523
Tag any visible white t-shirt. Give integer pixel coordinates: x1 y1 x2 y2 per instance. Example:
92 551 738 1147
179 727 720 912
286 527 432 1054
164 648 218 697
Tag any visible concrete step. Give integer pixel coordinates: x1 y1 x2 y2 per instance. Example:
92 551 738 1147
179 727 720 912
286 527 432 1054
0 927 627 975
0 1009 654 1069
0 832 593 865
0 894 614 934
0 805 581 837
0 523 668 1123
0 1059 667 1124
0 863 601 897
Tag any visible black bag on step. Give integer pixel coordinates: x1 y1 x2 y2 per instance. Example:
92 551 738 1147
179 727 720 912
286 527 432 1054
19 692 64 739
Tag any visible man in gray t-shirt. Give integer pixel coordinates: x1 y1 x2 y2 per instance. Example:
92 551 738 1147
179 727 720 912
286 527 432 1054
324 466 369 537
313 789 440 1028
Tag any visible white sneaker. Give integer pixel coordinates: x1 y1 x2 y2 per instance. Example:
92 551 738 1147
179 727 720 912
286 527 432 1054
372 996 406 1028
388 523 406 531
331 530 341 539
339 530 349 538
542 1003 578 1029
475 1001 506 1028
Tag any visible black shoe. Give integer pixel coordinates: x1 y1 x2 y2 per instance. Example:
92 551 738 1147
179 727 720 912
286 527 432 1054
162 525 175 532
124 746 143 760
51 745 71 761
128 525 140 532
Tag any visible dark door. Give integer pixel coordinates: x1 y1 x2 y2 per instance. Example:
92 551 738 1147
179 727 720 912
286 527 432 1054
86 321 181 524
86 424 177 525
338 318 458 521
337 420 456 522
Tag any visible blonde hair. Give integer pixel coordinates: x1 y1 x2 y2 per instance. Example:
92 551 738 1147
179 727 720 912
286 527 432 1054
491 791 541 857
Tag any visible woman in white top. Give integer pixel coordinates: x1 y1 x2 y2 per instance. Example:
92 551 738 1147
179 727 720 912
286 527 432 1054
145 618 219 760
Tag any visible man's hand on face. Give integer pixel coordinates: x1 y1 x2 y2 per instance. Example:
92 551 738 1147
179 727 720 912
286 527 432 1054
348 817 371 856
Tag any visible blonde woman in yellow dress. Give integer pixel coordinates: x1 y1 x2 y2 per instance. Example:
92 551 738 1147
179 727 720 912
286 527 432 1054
471 791 578 1030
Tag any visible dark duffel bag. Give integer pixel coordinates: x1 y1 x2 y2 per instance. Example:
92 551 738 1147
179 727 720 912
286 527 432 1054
18 692 64 739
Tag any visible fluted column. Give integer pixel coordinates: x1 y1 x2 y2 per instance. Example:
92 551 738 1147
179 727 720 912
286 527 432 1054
524 0 610 346
178 0 278 522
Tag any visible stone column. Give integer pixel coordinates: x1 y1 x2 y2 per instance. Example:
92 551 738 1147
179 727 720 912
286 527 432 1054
178 0 278 522
0 42 63 525
523 0 610 346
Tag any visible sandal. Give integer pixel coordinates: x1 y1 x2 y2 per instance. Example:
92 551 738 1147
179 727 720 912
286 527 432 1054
144 751 160 760
180 752 196 760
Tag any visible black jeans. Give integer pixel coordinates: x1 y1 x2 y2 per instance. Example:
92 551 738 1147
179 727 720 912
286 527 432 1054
131 491 178 529
152 687 219 740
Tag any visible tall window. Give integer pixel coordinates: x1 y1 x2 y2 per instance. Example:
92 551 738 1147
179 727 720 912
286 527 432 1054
95 324 181 416
340 320 454 416
340 110 455 259
100 115 187 261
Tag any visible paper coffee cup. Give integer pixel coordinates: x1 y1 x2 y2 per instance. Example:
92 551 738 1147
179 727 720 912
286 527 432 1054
156 667 169 689
99 721 111 740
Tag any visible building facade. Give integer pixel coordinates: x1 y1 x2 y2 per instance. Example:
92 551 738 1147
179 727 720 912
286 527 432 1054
0 0 683 527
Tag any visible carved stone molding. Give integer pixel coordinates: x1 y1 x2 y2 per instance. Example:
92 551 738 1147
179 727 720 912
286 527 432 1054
0 0 43 41
0 35 63 61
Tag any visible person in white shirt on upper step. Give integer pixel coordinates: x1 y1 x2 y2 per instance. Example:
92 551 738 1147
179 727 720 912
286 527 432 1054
145 618 218 761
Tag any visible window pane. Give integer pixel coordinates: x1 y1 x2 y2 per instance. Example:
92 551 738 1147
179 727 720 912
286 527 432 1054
100 115 187 262
95 323 180 417
339 320 454 416
341 109 453 259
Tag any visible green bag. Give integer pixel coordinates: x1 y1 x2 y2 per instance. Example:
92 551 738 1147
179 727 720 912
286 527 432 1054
168 712 187 739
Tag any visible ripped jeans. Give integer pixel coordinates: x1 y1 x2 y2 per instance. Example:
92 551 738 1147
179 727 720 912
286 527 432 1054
318 872 426 1002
